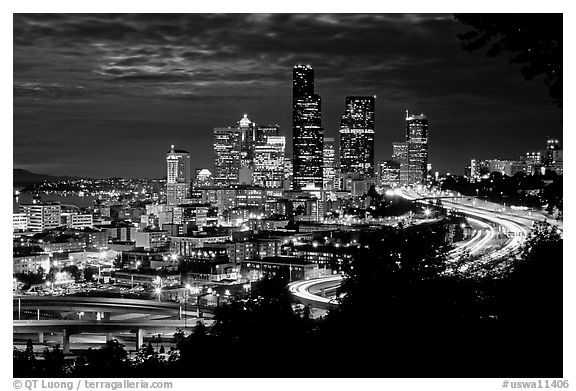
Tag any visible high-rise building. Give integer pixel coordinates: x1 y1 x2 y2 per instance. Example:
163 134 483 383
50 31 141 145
283 156 293 190
524 152 542 175
406 111 429 184
377 160 400 188
392 142 409 185
167 183 191 206
339 96 375 177
166 145 191 205
166 145 191 184
545 138 560 164
292 64 323 190
253 136 286 188
238 114 256 169
214 127 242 186
323 137 337 190
256 124 280 145
545 138 562 174
20 202 61 232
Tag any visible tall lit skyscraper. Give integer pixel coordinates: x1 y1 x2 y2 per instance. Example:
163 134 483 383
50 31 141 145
238 114 256 169
292 64 323 190
166 145 191 206
323 137 337 190
339 96 375 178
166 145 191 184
406 111 429 184
214 127 242 187
253 136 286 188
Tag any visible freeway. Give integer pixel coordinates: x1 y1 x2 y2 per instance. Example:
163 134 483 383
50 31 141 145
14 296 183 315
402 189 540 276
13 319 200 334
288 275 343 310
289 190 547 308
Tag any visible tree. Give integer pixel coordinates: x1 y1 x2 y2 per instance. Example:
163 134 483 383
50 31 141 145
62 265 82 281
25 339 35 361
83 267 96 281
113 254 125 269
455 14 562 107
72 339 132 377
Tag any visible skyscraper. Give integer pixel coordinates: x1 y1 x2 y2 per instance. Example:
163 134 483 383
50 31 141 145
253 136 286 188
166 145 191 206
406 111 429 184
214 127 242 187
339 96 375 178
238 114 256 169
323 137 337 190
377 160 401 188
292 65 323 190
392 142 409 185
255 124 280 145
166 145 191 184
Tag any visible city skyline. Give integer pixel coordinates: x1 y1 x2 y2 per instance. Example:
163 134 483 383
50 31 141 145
14 14 562 179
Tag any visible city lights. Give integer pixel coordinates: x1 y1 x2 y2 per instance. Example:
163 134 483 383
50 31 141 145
11 13 563 380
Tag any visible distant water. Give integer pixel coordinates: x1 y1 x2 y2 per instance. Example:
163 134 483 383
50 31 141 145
13 193 98 213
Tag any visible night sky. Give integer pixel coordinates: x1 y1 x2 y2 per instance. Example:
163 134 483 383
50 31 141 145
13 13 563 179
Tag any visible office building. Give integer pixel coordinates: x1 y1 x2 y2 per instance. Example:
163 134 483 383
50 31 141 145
166 145 191 184
20 202 61 232
406 111 429 184
166 182 190 206
377 160 401 187
339 96 375 177
544 138 563 175
292 64 323 190
134 229 169 250
238 114 256 169
61 213 94 229
545 138 561 166
392 142 409 186
13 213 28 231
524 152 542 175
214 127 242 186
193 168 214 188
323 137 337 190
253 136 286 188
256 124 280 145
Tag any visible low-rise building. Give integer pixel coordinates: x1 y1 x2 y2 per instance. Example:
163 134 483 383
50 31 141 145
134 229 169 250
13 213 28 232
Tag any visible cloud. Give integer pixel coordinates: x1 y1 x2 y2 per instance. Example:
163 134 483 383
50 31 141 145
13 13 562 177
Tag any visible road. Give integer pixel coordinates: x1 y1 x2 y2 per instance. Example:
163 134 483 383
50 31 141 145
288 275 343 310
402 189 547 277
289 190 552 308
